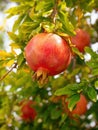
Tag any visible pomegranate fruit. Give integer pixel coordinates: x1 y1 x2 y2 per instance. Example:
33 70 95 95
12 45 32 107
20 100 37 122
71 94 87 115
25 33 71 84
65 94 87 116
71 29 90 52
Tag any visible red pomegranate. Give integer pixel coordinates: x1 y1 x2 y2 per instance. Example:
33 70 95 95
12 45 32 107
71 29 90 52
71 94 87 115
20 100 37 122
25 33 71 81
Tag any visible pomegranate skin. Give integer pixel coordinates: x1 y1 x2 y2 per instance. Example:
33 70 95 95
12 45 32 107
71 29 90 52
25 33 71 76
21 100 37 121
71 94 87 115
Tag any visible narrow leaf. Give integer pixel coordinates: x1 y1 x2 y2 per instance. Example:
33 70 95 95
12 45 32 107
87 87 97 102
72 47 84 59
68 94 80 111
13 14 25 32
95 81 98 89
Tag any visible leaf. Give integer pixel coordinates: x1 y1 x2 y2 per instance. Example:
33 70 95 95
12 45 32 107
6 5 30 17
85 47 98 58
54 87 74 96
54 84 81 96
13 14 25 32
68 94 80 111
92 68 98 76
6 59 15 67
87 87 97 102
42 9 53 17
95 81 98 89
58 11 75 35
0 51 14 60
35 1 54 12
59 113 67 126
58 1 67 11
72 47 84 59
20 22 39 34
66 0 74 7
8 32 19 42
42 22 55 33
51 107 62 119
17 53 25 67
29 26 41 37
10 43 21 49
11 0 31 2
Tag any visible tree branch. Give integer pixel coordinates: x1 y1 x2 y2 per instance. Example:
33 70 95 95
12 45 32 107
0 62 17 81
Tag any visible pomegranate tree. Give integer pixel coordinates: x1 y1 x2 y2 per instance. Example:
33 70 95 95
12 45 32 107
71 29 90 52
20 100 37 122
25 33 72 84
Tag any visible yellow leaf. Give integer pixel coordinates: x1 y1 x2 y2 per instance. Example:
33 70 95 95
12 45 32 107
10 43 20 49
6 60 15 67
0 51 13 59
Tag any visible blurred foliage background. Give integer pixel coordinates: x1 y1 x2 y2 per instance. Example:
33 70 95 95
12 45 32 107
0 0 98 130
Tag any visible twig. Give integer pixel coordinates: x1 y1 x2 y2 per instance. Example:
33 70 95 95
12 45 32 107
50 0 58 31
0 62 17 81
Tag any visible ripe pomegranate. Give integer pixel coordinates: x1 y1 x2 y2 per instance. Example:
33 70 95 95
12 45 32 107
25 33 71 84
71 29 90 52
71 94 87 115
20 100 37 122
65 94 87 116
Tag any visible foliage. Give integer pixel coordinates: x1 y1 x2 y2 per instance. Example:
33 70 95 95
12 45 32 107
0 0 98 130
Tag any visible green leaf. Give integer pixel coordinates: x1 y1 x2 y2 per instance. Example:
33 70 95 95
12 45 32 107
13 14 25 32
72 47 84 59
58 11 75 35
11 0 31 2
59 113 68 126
51 107 62 119
68 94 80 111
6 5 30 17
54 84 81 96
54 87 74 96
8 32 19 42
92 68 98 76
17 53 25 67
85 47 98 58
42 9 53 17
66 0 74 7
35 1 54 12
95 81 98 89
20 22 39 34
87 87 97 102
42 22 55 33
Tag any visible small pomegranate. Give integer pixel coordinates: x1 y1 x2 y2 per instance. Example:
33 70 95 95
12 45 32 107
71 94 87 115
20 100 37 122
65 94 87 116
25 33 71 84
71 29 90 52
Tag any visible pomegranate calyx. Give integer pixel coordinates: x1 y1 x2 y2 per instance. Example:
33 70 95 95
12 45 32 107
32 68 49 87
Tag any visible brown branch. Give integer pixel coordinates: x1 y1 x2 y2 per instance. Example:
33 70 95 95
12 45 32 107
0 62 17 81
50 0 58 32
